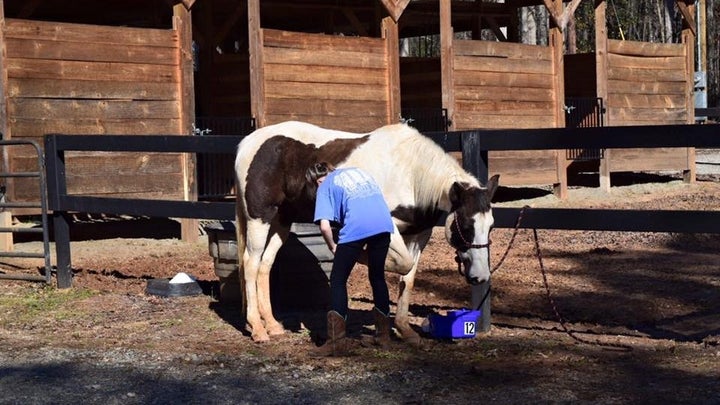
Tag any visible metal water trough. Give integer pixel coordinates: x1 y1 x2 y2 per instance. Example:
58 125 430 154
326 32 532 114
204 222 333 304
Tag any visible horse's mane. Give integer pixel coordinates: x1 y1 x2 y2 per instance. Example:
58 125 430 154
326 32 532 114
383 124 479 211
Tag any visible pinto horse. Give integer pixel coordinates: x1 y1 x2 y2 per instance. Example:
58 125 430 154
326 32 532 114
234 121 499 343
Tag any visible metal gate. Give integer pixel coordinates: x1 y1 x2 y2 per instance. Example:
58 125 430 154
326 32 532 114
195 117 256 200
0 140 52 283
565 97 605 160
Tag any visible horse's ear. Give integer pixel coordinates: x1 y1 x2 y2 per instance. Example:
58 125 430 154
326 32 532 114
485 174 500 200
449 182 464 210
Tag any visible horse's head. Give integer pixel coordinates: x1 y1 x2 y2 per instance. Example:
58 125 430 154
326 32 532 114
444 175 500 285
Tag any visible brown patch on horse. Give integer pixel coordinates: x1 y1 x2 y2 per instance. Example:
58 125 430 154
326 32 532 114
391 204 443 235
244 135 369 225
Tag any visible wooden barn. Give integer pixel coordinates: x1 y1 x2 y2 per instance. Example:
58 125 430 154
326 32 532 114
0 0 700 242
0 0 197 240
399 0 568 195
565 0 697 190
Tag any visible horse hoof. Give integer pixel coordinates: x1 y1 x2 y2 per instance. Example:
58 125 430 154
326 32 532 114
251 330 270 343
267 323 286 336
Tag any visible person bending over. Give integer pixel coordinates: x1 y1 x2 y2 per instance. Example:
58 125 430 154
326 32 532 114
306 162 394 357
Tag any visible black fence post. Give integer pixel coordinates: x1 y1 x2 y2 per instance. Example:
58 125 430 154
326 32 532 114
44 135 73 288
461 130 492 332
53 212 72 288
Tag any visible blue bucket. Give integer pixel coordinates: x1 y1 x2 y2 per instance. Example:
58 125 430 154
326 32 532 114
427 309 482 339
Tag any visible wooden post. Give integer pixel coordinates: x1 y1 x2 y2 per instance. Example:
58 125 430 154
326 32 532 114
0 1 11 252
549 0 568 200
440 0 455 130
461 131 491 333
0 212 12 252
595 0 611 192
681 0 697 183
174 4 199 243
382 17 400 124
247 0 265 128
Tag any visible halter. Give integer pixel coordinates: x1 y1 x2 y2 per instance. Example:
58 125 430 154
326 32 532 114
453 217 491 279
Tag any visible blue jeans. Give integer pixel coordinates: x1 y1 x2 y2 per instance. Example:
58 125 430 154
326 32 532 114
330 232 391 318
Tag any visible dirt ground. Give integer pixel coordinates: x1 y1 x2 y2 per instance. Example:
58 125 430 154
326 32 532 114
1 172 720 404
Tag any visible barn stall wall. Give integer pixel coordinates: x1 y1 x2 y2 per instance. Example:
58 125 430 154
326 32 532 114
445 39 563 187
0 15 192 209
251 27 399 133
604 39 693 173
564 39 694 183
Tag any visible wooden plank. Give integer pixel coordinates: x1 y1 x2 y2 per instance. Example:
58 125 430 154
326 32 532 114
264 63 387 85
608 107 688 123
8 78 178 100
9 99 181 120
264 114 387 133
607 66 687 82
455 85 554 102
66 176 184 196
453 39 552 60
453 112 556 130
263 28 385 53
454 70 554 89
5 18 177 47
5 38 178 65
607 52 686 71
455 100 555 114
606 93 687 109
14 152 183 175
454 55 553 75
607 80 686 95
608 39 685 57
10 118 183 138
488 150 558 185
610 148 688 171
265 81 387 101
264 98 387 117
7 59 178 83
457 71 554 91
263 46 387 69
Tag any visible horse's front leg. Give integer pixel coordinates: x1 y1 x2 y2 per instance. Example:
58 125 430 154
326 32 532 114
256 225 290 336
394 259 423 346
386 230 430 346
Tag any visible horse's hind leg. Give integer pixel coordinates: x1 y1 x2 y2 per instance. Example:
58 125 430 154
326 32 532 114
244 218 272 342
256 223 290 336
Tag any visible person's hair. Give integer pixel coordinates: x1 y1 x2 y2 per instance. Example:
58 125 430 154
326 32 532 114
306 161 335 184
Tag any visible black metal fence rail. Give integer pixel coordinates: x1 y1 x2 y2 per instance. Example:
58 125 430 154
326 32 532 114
45 124 720 288
426 124 720 234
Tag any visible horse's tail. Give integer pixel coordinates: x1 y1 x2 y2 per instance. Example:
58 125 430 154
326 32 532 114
235 180 247 275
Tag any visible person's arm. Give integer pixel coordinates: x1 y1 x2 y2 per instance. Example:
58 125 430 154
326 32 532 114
318 219 336 254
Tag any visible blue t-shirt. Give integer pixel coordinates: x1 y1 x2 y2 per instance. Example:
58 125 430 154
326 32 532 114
313 167 394 244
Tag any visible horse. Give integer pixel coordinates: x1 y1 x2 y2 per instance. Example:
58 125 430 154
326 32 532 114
234 120 499 344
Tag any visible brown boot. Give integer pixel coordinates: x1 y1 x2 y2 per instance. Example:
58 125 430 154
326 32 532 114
310 311 350 357
373 307 392 349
